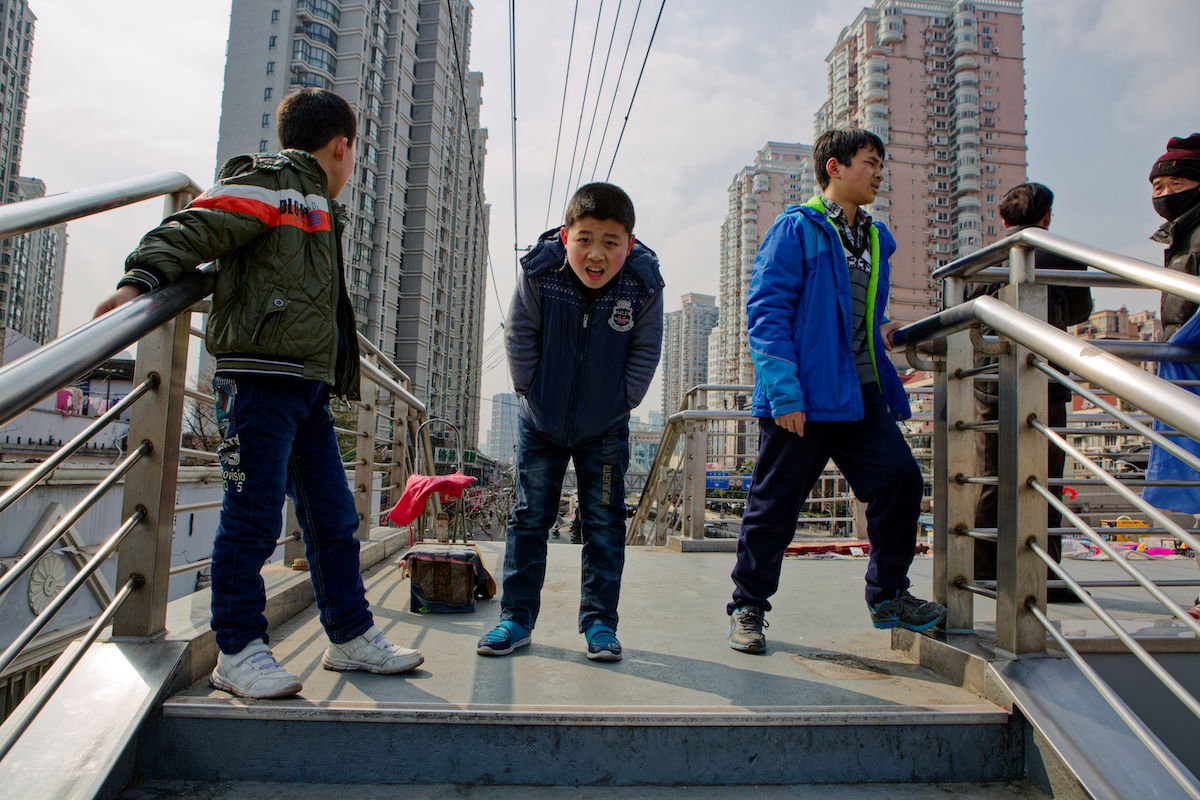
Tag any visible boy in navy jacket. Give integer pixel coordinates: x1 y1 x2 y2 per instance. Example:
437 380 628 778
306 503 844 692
726 129 945 654
478 183 664 661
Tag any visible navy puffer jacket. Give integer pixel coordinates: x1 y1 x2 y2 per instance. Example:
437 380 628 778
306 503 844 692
506 229 664 446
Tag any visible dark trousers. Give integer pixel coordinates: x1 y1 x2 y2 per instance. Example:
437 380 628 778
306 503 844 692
973 397 1066 580
500 417 630 632
210 375 373 654
729 388 924 611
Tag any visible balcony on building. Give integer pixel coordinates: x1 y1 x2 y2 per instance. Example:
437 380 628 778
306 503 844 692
863 102 888 121
953 32 976 55
954 69 978 89
863 80 888 104
953 53 979 72
865 55 889 74
952 175 981 196
877 19 903 45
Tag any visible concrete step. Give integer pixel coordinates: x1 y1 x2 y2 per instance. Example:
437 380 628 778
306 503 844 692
142 695 1018 786
118 778 1051 799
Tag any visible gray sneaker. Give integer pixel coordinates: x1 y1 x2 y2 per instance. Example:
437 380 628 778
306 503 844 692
728 605 768 654
868 591 945 631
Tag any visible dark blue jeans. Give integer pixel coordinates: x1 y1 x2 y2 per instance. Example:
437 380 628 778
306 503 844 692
729 387 923 611
211 375 373 654
500 417 630 632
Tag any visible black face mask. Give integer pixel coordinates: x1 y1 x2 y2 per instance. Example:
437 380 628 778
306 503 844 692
1152 185 1200 221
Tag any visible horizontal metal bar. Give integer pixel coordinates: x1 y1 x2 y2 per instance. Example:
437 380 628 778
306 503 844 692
1033 359 1200 474
1080 339 1200 363
931 297 1200 439
934 229 1200 310
1030 479 1200 637
962 529 999 543
0 376 154 516
955 579 998 599
356 331 413 386
1027 601 1200 798
0 576 139 762
1032 419 1200 556
965 266 1139 289
0 171 199 239
184 386 215 405
0 509 143 676
0 442 150 600
359 358 426 415
1031 539 1200 720
0 267 214 428
189 326 206 339
179 447 219 461
169 532 300 577
174 499 222 514
667 409 754 425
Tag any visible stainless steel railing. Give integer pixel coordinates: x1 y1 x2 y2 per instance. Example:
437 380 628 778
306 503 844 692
0 171 449 755
910 228 1200 795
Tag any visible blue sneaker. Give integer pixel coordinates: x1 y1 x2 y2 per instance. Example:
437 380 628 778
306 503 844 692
476 620 531 656
868 591 945 631
584 623 622 662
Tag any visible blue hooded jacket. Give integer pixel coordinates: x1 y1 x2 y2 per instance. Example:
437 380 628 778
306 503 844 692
748 198 911 422
507 228 665 446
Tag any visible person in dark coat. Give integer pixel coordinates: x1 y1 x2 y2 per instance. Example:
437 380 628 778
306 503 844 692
970 183 1093 598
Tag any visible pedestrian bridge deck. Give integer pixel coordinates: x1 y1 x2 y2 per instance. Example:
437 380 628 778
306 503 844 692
168 537 1199 714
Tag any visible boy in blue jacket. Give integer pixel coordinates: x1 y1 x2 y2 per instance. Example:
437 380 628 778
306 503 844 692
726 129 945 654
478 183 664 661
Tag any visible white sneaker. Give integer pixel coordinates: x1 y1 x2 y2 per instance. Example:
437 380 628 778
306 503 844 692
210 640 303 699
322 624 424 674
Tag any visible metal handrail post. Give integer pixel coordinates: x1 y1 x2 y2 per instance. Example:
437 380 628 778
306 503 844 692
353 370 378 540
937 276 977 631
681 403 707 542
654 464 671 545
995 243 1048 654
111 191 196 640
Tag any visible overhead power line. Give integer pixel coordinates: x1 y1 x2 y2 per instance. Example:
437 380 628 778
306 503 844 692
606 0 667 181
559 0 607 219
589 0 644 182
508 0 520 280
443 0 507 322
543 0 581 232
571 0 624 193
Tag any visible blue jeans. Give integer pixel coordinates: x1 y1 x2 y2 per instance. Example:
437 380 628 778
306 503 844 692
729 387 923 610
210 375 373 654
500 417 630 632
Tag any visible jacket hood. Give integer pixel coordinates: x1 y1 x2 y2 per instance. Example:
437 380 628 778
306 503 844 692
521 227 665 294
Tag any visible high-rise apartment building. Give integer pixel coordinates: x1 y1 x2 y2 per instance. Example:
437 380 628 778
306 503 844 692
814 0 1027 324
216 0 489 445
713 142 815 387
7 178 66 343
485 391 518 465
0 3 66 344
661 293 719 419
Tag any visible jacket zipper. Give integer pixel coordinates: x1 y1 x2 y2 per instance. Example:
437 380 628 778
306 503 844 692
566 297 595 442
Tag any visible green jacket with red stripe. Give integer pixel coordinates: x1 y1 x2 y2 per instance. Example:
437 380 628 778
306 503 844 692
120 149 361 398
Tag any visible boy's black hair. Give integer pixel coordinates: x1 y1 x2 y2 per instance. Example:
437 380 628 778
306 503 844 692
564 182 636 235
276 88 357 152
998 182 1054 227
813 128 886 189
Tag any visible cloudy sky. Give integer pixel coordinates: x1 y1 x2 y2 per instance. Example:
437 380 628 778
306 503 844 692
19 0 1200 440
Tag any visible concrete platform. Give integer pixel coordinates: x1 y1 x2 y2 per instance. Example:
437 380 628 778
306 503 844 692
174 541 997 711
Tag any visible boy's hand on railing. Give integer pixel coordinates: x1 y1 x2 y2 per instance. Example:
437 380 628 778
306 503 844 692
93 286 142 318
880 320 902 352
775 410 806 437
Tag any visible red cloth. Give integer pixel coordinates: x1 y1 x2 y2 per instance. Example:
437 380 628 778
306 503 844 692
387 472 477 527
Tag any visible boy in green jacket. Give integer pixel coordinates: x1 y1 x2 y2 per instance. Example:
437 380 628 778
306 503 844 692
95 88 423 698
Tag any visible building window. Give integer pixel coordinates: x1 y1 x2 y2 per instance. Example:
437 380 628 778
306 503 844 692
266 61 275 74
269 35 277 49
261 113 270 127
264 87 273 101
271 9 280 23
259 139 269 151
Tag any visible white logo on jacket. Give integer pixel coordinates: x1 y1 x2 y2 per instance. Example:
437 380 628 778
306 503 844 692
609 300 634 332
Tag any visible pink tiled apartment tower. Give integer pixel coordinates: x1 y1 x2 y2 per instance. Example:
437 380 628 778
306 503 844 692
815 0 1028 325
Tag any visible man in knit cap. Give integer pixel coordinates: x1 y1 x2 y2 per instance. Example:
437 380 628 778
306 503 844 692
1149 133 1200 339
